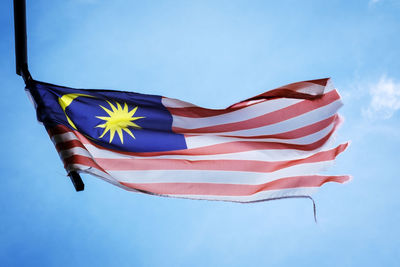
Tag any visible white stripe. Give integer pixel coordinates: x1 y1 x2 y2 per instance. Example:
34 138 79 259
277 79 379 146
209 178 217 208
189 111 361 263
65 163 106 175
171 97 302 129
59 141 334 162
168 187 318 202
66 164 319 202
65 163 138 191
162 97 198 108
186 121 335 149
177 99 342 136
108 160 335 185
59 146 93 159
51 132 78 144
297 81 334 95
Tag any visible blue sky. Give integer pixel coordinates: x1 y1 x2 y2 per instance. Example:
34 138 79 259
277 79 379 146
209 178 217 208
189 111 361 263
1 0 400 266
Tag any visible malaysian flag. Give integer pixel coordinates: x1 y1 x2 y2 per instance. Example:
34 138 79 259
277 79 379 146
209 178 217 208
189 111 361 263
27 78 350 202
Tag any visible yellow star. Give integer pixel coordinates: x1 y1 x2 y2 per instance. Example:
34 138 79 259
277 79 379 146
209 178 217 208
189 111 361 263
95 101 144 144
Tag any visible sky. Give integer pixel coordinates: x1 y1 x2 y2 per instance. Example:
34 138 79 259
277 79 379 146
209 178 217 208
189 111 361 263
1 0 400 266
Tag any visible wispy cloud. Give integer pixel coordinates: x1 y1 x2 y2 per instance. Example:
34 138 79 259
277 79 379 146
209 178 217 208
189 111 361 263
369 0 382 6
74 0 98 4
362 75 400 119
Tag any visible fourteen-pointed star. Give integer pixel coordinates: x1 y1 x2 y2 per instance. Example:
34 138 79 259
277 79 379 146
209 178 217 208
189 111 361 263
96 101 144 144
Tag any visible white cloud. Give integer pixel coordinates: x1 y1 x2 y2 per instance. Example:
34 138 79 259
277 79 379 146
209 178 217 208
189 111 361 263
362 75 400 119
73 0 97 4
369 0 382 6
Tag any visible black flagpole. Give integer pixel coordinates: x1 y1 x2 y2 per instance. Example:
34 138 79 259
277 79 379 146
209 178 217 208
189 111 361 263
13 0 31 83
13 0 85 192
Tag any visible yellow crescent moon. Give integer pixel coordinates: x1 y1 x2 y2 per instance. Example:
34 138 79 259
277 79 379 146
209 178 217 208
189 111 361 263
58 93 94 130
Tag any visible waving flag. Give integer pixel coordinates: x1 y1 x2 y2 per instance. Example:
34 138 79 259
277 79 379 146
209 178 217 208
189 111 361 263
27 78 350 202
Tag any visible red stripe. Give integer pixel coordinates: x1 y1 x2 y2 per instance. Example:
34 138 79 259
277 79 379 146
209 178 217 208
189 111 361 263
47 125 75 136
228 89 323 109
172 90 340 132
120 174 350 196
55 139 86 152
168 103 245 118
229 79 329 109
168 81 332 119
62 155 107 173
191 115 338 140
48 124 73 136
308 78 330 86
93 143 347 171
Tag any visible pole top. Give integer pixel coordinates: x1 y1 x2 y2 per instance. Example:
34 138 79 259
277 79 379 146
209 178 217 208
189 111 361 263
14 0 32 84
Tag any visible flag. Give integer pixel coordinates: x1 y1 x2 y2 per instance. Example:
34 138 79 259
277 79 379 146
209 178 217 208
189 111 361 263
26 78 350 202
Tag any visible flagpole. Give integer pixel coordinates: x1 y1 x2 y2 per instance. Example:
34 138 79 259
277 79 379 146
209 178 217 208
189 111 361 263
13 0 31 83
13 0 85 192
